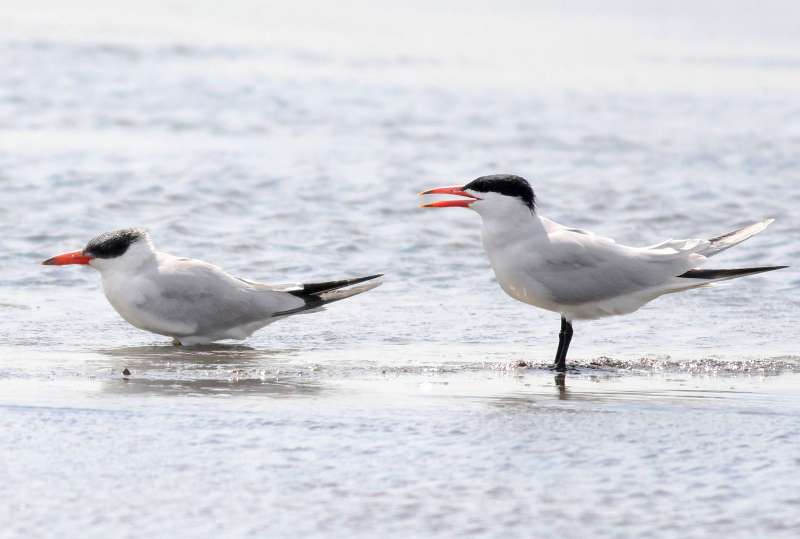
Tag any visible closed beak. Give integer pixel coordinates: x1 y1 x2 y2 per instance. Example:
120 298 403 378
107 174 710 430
42 250 93 265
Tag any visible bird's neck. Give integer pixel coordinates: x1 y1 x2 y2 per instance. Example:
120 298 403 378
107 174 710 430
479 208 545 249
96 250 158 282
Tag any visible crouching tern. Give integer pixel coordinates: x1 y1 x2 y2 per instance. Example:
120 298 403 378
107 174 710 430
421 174 786 372
42 229 382 345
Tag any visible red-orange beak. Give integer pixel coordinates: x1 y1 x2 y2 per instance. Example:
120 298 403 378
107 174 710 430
419 185 480 208
41 250 93 266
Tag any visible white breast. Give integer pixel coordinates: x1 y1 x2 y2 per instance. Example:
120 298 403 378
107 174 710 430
481 229 561 313
101 272 197 337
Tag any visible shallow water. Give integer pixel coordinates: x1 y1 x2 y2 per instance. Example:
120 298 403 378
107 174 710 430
1 1 799 537
2 352 800 538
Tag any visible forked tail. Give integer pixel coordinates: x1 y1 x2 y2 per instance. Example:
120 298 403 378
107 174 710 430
700 219 774 257
679 218 787 282
272 274 383 317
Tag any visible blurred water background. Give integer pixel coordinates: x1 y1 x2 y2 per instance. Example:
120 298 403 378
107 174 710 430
1 1 799 537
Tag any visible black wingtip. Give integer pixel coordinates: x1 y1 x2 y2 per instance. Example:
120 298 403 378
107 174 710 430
678 266 788 279
289 274 384 297
274 274 383 317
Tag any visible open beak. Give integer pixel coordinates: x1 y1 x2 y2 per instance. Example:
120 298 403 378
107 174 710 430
42 250 93 266
419 185 480 208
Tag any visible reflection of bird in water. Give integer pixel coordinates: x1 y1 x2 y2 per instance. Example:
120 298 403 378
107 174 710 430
554 373 567 399
106 376 328 398
43 228 382 345
98 343 295 380
99 343 268 364
96 344 326 398
421 174 786 372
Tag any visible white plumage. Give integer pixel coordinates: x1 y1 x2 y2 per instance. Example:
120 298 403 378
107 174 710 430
421 175 784 371
43 229 382 345
482 213 773 321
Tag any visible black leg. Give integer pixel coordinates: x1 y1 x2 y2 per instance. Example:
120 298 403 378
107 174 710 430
554 316 573 372
553 317 566 366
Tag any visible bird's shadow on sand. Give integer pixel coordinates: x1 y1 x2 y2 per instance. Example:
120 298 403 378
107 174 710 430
95 344 328 398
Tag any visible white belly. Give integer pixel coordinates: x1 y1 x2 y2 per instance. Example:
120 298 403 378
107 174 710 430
485 247 562 314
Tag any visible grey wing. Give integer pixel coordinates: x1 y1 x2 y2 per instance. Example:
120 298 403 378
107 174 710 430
534 230 702 304
146 258 305 336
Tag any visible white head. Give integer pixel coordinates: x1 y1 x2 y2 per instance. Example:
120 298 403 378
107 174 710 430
42 228 156 274
420 174 536 222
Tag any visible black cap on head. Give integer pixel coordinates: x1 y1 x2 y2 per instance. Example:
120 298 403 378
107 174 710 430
463 174 536 210
84 228 146 259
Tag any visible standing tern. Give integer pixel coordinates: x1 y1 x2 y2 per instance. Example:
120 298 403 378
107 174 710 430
421 174 786 371
42 228 382 345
